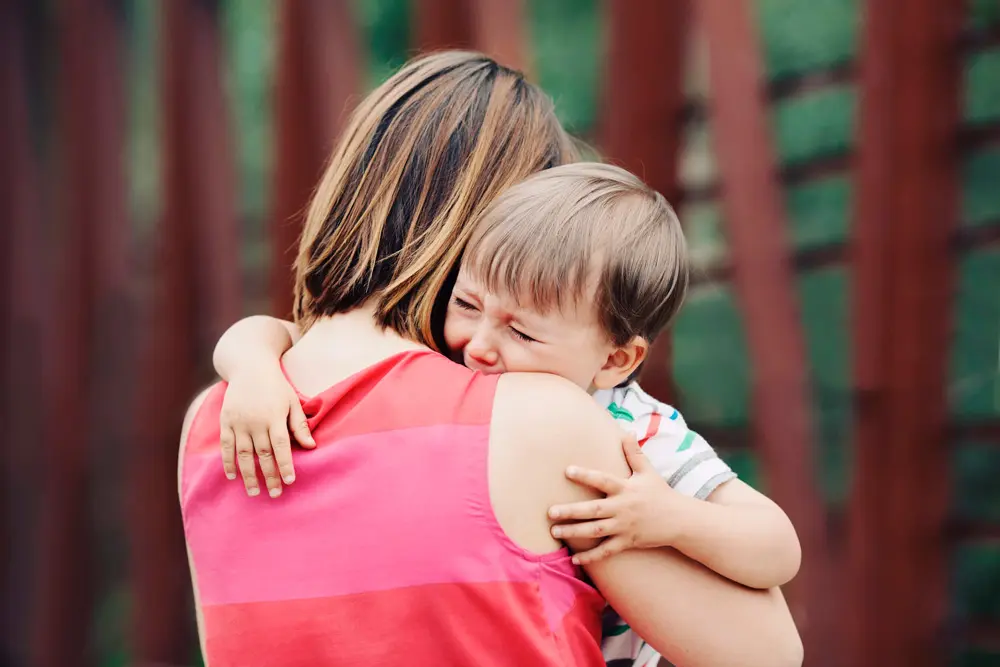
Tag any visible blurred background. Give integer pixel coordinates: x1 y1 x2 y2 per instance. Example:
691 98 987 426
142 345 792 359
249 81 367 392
1 0 998 666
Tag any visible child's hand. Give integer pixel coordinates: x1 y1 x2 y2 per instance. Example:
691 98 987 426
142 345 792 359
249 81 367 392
219 364 316 498
548 435 685 565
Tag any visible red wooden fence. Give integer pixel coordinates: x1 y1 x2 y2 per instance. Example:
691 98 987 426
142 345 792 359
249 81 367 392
848 1 964 665
0 1 985 664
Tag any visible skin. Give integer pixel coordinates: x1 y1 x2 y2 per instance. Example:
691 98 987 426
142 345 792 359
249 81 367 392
211 264 801 587
443 267 643 390
186 305 804 666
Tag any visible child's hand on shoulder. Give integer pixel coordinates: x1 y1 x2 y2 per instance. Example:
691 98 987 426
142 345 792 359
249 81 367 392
220 363 315 499
548 435 691 565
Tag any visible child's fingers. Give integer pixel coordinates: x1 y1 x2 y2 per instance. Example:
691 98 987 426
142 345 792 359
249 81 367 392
220 427 238 480
572 536 629 566
288 400 315 449
269 426 296 485
251 429 283 498
548 498 615 521
564 465 625 495
235 431 260 496
621 433 653 474
551 518 619 540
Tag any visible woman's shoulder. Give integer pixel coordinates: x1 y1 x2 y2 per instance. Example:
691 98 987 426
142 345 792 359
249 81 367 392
493 372 630 479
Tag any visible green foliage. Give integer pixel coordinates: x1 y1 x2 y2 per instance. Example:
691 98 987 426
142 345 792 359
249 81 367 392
953 543 1000 621
950 249 1000 420
672 284 750 428
966 49 1000 126
963 148 1000 227
954 443 1000 524
755 0 858 79
798 268 851 505
952 648 1000 667
528 0 601 134
720 449 761 489
354 0 411 88
221 0 275 223
125 0 161 230
682 201 727 270
786 175 851 248
771 86 856 166
969 0 1000 30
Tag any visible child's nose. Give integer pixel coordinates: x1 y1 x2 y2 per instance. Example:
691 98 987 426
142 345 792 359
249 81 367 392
467 332 498 365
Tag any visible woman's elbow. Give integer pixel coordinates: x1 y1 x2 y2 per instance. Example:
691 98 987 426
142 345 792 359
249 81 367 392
775 627 804 667
759 592 804 667
765 513 803 588
741 608 802 667
774 528 803 586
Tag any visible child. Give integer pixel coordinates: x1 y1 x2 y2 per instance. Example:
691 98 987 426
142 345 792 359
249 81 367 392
214 163 801 667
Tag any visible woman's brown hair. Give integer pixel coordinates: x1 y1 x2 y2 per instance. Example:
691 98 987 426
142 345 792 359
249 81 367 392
293 51 577 349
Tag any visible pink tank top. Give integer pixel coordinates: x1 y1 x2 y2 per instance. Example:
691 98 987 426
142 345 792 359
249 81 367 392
181 349 606 666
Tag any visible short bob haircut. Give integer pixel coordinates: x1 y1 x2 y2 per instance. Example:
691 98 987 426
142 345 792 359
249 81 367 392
293 51 577 349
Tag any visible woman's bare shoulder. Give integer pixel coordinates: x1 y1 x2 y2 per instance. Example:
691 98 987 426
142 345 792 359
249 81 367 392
494 372 628 473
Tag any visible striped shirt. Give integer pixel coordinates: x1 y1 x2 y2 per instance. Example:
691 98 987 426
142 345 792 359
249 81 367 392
592 381 737 667
181 350 607 666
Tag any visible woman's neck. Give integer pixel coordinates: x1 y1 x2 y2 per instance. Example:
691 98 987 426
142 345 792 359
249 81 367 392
282 304 428 396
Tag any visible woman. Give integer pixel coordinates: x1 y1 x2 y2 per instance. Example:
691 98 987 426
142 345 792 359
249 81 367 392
179 51 802 666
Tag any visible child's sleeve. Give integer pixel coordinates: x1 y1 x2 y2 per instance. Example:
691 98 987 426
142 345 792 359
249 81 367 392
610 382 736 500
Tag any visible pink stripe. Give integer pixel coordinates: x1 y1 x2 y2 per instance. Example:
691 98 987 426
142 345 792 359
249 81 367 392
182 424 542 605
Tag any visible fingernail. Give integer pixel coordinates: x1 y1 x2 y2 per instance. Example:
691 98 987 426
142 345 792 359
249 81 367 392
248 487 260 497
269 488 281 498
283 474 295 484
549 508 561 519
226 473 237 480
551 526 563 537
566 466 580 477
571 556 580 565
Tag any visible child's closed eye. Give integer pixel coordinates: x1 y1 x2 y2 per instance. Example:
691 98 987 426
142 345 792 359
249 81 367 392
452 296 478 311
509 327 537 343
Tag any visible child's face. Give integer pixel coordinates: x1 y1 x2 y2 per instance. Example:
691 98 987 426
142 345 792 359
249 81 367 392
442 267 620 391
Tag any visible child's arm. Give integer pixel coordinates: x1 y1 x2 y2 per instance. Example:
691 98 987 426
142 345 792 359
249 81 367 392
549 443 800 589
214 316 315 498
673 477 802 589
550 386 800 589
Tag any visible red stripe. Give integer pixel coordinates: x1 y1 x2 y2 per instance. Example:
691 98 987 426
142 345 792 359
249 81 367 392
201 581 604 666
638 412 662 447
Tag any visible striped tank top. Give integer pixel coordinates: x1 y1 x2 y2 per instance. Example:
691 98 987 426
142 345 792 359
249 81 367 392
180 349 606 666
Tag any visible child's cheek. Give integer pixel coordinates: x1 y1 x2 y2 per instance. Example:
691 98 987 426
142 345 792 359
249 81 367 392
442 312 468 358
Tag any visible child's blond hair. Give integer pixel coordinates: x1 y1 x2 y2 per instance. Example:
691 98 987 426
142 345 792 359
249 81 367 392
463 163 688 346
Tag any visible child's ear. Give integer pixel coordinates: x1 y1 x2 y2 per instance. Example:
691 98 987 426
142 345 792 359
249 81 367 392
593 336 649 390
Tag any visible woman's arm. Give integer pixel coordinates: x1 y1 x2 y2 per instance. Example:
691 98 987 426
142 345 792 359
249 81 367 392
496 376 803 667
588 547 801 667
571 446 802 667
213 316 314 498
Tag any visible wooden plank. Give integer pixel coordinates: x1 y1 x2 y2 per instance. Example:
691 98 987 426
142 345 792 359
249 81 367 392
469 0 530 73
184 0 240 349
413 0 474 52
130 0 236 662
695 1 836 663
847 0 964 665
28 0 130 664
0 3 46 664
271 0 361 318
600 0 689 404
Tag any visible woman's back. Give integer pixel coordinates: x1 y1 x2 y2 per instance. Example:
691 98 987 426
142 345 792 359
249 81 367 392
180 349 606 666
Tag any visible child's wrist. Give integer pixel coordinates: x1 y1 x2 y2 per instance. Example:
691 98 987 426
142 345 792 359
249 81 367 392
225 357 284 384
656 489 706 550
